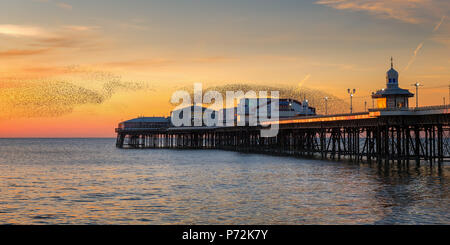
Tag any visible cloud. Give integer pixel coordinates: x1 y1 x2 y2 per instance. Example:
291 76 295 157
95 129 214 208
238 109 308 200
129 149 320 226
0 65 84 80
315 0 446 24
432 34 450 46
310 61 357 71
189 56 236 63
56 2 72 10
0 24 107 51
119 23 150 31
0 24 47 37
117 17 151 31
34 36 86 48
63 25 99 31
0 24 102 48
20 65 73 76
101 59 175 69
0 48 50 58
99 56 235 70
32 0 73 10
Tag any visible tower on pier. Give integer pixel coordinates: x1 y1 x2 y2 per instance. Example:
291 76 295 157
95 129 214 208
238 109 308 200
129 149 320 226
372 57 414 109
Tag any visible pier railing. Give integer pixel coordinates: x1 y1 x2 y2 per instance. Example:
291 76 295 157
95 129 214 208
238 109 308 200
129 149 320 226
369 104 450 112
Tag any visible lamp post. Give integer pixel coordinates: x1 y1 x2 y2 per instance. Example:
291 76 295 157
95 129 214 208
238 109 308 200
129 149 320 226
324 97 328 115
412 82 422 109
371 92 375 109
347 88 356 113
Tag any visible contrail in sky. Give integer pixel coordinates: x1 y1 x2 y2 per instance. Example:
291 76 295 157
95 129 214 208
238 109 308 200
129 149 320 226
433 16 446 32
404 16 446 71
405 42 424 71
298 74 311 88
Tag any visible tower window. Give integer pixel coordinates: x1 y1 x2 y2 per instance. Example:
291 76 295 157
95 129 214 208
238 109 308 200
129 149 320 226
393 78 396 83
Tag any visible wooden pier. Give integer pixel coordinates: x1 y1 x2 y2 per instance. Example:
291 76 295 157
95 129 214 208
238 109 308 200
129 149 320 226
116 106 450 166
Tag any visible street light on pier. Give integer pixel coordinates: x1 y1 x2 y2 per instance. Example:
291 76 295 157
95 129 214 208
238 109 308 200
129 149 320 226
324 97 328 115
371 92 375 109
347 88 356 113
411 82 423 109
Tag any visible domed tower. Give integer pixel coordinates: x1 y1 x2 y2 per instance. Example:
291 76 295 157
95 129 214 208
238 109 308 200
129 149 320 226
372 58 414 110
386 57 399 89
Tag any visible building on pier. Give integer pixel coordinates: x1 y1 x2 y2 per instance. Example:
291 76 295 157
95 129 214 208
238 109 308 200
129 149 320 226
118 117 170 130
218 107 238 126
216 98 316 126
372 58 414 110
238 98 316 124
170 105 217 127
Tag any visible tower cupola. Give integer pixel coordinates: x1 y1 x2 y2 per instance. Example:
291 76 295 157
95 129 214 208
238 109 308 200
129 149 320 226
386 57 399 88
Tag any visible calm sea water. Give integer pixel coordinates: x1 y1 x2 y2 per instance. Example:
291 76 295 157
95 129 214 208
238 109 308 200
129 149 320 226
0 138 448 225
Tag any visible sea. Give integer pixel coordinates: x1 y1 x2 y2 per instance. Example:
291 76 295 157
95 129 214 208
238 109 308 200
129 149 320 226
0 138 448 224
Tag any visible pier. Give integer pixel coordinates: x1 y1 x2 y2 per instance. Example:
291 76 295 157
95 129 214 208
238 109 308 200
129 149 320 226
115 59 450 166
116 106 450 166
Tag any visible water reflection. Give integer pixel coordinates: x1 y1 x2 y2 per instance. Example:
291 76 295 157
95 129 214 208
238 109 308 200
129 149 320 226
369 164 449 224
0 138 448 224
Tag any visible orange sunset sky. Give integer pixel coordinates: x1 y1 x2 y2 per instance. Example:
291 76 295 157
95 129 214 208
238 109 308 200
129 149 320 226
1 0 450 137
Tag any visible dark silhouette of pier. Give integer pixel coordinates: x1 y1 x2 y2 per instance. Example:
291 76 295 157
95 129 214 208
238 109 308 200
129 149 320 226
116 105 450 166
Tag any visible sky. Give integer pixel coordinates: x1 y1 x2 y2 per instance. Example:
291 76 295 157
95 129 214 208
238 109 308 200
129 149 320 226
0 0 449 137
